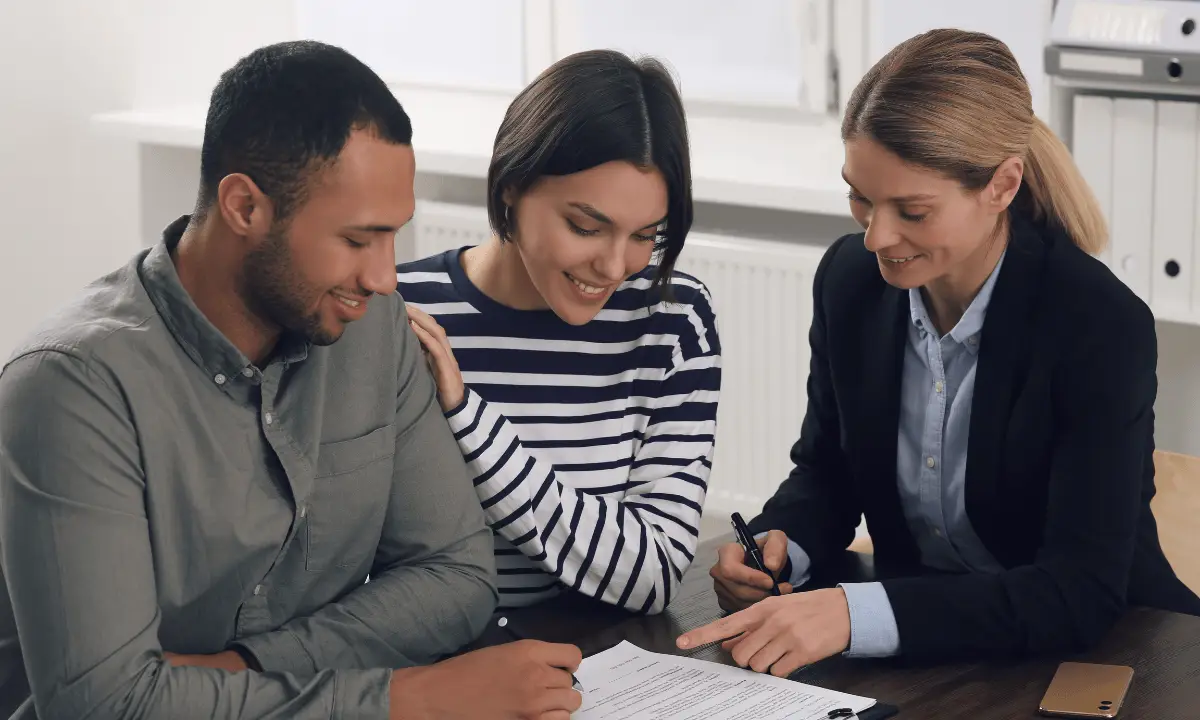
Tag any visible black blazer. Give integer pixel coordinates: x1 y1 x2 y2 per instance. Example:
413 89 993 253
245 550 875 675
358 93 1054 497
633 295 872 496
747 213 1200 661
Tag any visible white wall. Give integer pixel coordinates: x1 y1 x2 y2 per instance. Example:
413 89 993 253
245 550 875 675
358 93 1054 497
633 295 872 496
0 0 141 359
133 0 295 109
0 0 297 360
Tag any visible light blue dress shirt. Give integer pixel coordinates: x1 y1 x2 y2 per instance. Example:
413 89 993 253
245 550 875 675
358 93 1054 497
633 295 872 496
778 250 1008 657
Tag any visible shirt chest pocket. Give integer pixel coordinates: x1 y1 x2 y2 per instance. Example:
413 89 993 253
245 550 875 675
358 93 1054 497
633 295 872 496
305 423 396 573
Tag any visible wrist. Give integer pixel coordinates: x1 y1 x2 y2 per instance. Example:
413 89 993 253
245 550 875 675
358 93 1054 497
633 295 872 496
441 386 469 417
216 649 250 672
441 390 464 412
228 645 260 672
389 666 431 720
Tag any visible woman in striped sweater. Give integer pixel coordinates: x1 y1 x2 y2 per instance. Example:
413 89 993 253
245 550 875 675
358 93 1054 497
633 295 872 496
397 49 720 615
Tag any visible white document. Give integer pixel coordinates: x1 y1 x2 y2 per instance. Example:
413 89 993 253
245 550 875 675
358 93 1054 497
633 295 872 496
573 641 876 720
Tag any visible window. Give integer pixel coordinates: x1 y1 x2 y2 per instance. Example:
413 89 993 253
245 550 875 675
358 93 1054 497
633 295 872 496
295 0 528 93
295 0 836 114
551 0 833 113
291 0 1054 120
861 0 1054 116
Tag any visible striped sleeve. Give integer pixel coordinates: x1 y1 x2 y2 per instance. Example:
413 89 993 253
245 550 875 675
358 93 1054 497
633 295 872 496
443 300 721 614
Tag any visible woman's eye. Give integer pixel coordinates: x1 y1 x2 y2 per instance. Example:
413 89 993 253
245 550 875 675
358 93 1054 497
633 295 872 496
567 219 600 237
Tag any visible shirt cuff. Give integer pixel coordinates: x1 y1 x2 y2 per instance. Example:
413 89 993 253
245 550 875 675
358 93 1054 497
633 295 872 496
230 628 315 679
783 539 812 587
753 533 812 588
333 668 395 720
838 581 901 658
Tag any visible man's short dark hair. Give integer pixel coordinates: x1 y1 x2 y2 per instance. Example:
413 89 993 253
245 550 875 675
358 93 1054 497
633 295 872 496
198 40 413 222
487 49 693 292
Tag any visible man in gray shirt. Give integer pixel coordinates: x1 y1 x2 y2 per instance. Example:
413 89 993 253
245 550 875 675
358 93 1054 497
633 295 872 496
0 41 583 719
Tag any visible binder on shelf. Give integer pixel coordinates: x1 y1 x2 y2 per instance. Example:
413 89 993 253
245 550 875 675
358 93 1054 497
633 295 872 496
1111 98 1156 301
1072 94 1115 268
1150 100 1197 316
1193 121 1200 318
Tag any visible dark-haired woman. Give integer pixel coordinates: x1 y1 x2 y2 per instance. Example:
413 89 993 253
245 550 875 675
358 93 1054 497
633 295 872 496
397 49 720 614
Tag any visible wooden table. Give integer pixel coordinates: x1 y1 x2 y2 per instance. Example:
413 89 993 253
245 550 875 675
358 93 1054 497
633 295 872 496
474 535 1200 718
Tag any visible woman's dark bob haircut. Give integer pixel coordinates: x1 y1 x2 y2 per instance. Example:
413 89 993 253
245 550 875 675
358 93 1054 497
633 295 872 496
487 49 692 292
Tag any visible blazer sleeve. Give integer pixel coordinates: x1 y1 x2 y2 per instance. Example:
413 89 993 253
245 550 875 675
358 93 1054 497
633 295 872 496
880 297 1157 661
746 236 862 572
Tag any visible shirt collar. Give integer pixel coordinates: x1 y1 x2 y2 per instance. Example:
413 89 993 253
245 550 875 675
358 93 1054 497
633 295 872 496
908 248 1007 354
139 215 309 389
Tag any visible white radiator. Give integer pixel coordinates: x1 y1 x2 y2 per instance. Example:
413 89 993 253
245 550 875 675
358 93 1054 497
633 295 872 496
413 200 826 521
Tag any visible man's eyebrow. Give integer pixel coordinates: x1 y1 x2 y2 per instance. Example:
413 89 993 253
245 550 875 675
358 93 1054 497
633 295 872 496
341 215 414 234
342 224 402 233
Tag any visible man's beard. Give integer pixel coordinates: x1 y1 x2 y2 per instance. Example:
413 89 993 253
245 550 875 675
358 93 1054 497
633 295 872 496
240 225 342 347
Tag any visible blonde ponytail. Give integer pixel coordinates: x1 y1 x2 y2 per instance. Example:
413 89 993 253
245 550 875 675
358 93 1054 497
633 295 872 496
1022 116 1108 254
843 28 1107 254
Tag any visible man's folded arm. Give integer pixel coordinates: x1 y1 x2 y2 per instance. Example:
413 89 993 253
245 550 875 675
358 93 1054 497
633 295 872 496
231 307 497 676
0 350 391 719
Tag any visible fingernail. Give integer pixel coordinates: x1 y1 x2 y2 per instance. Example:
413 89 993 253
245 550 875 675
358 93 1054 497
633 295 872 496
677 637 690 648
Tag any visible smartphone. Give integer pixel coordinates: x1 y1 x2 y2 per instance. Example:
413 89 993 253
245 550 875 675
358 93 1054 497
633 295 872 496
1038 662 1134 718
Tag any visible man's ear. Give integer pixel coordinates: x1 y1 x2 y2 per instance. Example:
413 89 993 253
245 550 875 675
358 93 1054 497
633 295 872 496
216 173 275 240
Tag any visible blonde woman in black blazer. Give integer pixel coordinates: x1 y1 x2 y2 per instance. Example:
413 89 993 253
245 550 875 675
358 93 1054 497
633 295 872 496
680 29 1200 675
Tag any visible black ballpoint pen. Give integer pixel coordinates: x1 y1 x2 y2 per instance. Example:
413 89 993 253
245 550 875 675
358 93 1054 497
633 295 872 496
731 512 782 596
496 616 585 692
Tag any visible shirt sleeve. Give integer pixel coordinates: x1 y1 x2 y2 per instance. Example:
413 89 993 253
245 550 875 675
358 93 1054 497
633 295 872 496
233 298 497 677
838 582 902 657
445 290 721 614
750 535 899 657
0 350 392 720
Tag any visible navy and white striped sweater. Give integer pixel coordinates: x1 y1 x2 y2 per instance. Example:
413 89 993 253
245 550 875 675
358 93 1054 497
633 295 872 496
396 249 721 613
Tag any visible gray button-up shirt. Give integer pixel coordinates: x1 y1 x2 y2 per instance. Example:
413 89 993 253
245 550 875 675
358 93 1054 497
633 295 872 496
0 216 497 719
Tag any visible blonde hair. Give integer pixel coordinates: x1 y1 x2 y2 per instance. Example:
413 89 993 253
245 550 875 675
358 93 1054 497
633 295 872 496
842 29 1107 255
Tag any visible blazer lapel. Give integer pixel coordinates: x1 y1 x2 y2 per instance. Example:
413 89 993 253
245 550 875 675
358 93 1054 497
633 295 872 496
965 214 1048 564
857 281 920 567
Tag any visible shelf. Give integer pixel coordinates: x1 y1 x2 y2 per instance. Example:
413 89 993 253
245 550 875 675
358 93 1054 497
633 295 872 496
91 85 853 218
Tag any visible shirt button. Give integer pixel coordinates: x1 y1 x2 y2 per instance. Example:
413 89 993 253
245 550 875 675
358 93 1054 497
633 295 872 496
926 456 936 468
242 367 254 378
264 412 274 425
968 336 979 346
299 505 307 519
934 381 943 393
253 584 263 596
213 373 227 386
933 527 944 538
